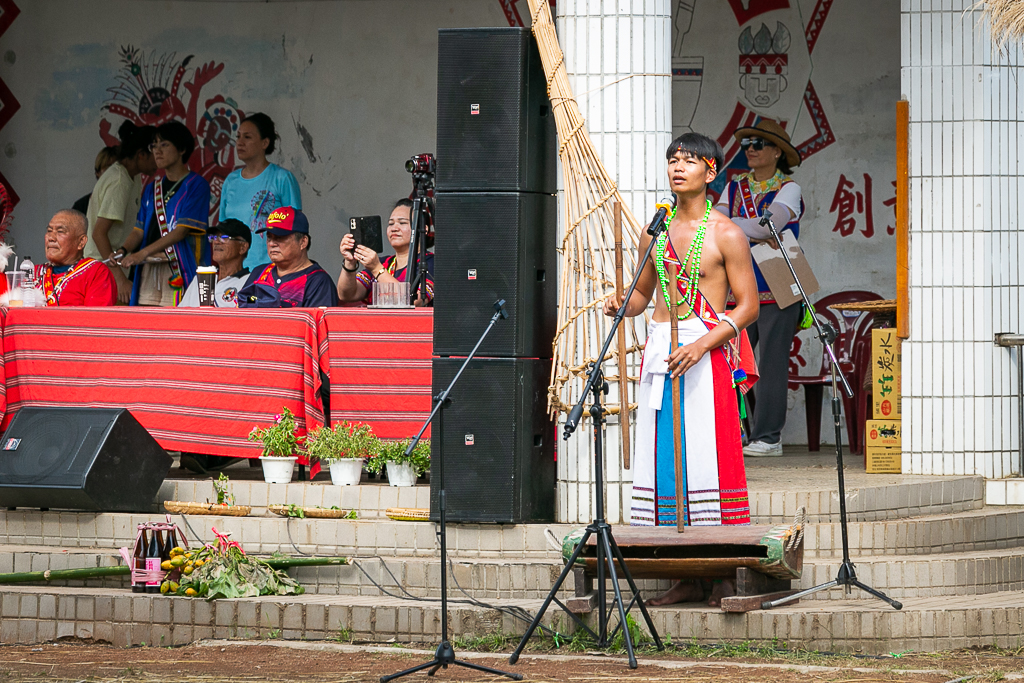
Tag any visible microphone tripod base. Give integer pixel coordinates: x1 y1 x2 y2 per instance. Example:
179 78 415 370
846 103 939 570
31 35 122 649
379 641 523 683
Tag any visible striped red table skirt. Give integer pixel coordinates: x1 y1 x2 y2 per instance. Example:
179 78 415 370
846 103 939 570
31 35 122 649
0 307 326 459
322 308 433 439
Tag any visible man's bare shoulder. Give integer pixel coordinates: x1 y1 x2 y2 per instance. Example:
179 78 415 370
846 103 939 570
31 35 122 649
707 210 750 250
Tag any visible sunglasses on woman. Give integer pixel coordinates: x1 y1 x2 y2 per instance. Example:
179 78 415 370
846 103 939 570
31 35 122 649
740 138 776 151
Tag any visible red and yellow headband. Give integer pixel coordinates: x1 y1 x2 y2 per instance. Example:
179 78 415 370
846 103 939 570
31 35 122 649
702 157 717 174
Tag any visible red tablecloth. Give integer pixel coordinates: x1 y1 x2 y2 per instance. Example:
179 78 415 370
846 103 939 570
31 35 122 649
322 309 433 438
0 307 325 458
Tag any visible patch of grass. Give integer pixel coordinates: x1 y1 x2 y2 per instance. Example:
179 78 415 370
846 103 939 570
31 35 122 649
263 629 282 640
452 631 517 652
332 625 353 643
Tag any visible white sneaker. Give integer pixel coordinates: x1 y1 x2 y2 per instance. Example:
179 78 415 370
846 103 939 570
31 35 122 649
743 440 783 457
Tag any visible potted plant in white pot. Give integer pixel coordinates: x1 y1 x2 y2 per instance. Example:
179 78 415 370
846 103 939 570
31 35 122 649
304 421 377 486
248 408 300 483
367 438 430 487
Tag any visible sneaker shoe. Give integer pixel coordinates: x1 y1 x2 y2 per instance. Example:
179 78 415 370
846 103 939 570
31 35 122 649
743 440 783 457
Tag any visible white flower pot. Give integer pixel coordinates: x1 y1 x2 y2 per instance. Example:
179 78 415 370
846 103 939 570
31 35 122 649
386 461 417 487
260 456 298 484
329 458 365 486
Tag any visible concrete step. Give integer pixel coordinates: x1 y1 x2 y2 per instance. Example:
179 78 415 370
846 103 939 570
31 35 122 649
6 539 1022 602
1 584 1021 655
151 474 985 524
804 506 1024 558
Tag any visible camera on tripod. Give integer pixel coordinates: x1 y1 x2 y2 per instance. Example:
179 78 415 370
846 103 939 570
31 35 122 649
404 153 436 305
406 153 436 176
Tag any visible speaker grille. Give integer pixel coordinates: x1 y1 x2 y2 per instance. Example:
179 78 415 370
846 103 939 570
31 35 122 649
436 28 555 193
432 192 556 358
0 411 112 486
429 358 555 523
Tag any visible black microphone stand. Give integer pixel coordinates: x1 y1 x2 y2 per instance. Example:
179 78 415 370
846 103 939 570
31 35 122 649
509 204 673 669
756 209 902 612
380 300 522 683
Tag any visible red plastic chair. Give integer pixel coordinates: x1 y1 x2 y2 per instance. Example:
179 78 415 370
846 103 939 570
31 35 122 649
788 291 881 454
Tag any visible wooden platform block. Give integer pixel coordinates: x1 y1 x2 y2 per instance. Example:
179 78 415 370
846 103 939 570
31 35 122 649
720 590 800 613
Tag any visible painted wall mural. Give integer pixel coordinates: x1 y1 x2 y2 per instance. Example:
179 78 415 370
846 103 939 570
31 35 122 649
98 47 242 224
673 0 836 197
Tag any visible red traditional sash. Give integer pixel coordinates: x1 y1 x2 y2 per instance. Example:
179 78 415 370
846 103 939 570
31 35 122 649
41 258 99 306
154 177 186 289
735 176 760 219
662 238 746 385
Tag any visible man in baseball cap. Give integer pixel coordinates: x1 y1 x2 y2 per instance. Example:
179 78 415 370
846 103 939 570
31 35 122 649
237 207 338 308
177 218 252 308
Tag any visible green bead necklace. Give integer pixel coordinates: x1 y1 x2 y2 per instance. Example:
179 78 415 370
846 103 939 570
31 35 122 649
655 199 712 319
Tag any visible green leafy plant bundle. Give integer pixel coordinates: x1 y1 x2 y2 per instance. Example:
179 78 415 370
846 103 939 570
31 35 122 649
366 438 431 477
304 420 377 463
248 408 300 458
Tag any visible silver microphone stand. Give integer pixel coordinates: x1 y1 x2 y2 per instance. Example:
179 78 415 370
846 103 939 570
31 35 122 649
757 209 902 611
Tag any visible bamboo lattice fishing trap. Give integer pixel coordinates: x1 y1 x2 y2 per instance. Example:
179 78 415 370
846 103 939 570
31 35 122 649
527 0 648 463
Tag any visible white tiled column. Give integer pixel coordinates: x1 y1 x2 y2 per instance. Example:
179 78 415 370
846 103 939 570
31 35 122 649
554 0 672 523
902 1 1022 477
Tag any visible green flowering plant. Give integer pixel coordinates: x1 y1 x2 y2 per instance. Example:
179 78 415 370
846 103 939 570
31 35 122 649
247 408 300 458
366 438 431 477
303 421 378 463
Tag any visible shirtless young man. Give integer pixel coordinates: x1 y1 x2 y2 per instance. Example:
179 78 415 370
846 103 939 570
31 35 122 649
603 133 760 606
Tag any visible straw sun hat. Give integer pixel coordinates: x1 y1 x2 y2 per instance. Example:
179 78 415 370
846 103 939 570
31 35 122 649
732 119 801 169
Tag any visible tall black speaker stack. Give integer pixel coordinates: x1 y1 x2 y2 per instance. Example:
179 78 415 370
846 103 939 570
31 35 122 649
431 27 557 524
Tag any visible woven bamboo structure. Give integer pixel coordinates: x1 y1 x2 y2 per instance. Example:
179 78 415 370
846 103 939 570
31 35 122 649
527 0 647 419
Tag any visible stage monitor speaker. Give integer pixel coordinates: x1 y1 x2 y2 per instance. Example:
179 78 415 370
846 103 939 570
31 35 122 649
436 27 556 194
429 357 555 524
432 191 556 358
0 407 171 512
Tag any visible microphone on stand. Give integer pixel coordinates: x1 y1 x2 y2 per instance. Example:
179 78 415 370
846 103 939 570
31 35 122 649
646 196 677 235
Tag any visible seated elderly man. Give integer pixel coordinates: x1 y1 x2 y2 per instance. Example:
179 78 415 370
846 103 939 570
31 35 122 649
237 207 337 308
37 209 117 306
178 219 251 307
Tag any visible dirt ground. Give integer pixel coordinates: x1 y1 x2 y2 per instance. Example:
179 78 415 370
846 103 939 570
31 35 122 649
1 640 1022 683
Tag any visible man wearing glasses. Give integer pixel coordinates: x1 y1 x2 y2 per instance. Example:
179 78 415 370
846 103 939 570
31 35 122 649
177 219 251 307
713 118 804 458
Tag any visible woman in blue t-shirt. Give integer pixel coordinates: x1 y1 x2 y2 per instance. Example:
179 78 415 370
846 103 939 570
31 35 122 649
219 113 302 270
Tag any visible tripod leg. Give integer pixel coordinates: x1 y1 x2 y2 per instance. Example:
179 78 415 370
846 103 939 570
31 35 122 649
851 580 903 610
379 658 442 682
606 530 663 650
761 579 838 610
451 659 524 681
599 529 638 669
509 528 594 664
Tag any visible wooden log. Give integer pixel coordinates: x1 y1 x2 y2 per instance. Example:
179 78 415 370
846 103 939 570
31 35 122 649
668 262 685 532
614 201 631 469
720 590 800 613
0 556 350 584
735 566 791 596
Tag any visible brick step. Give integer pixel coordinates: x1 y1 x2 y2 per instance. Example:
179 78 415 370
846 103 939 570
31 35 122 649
1 584 1022 655
5 542 1021 602
3 508 1018 568
804 506 1024 557
153 474 985 524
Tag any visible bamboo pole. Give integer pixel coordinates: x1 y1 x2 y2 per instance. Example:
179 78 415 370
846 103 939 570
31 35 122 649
0 556 351 584
668 263 685 534
614 201 631 469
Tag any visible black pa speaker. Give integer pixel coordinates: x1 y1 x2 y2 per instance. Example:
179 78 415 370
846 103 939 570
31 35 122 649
429 357 555 523
0 408 171 511
436 27 556 193
432 192 556 358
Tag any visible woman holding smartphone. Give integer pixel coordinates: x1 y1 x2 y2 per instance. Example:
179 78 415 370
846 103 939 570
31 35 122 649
336 199 433 306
